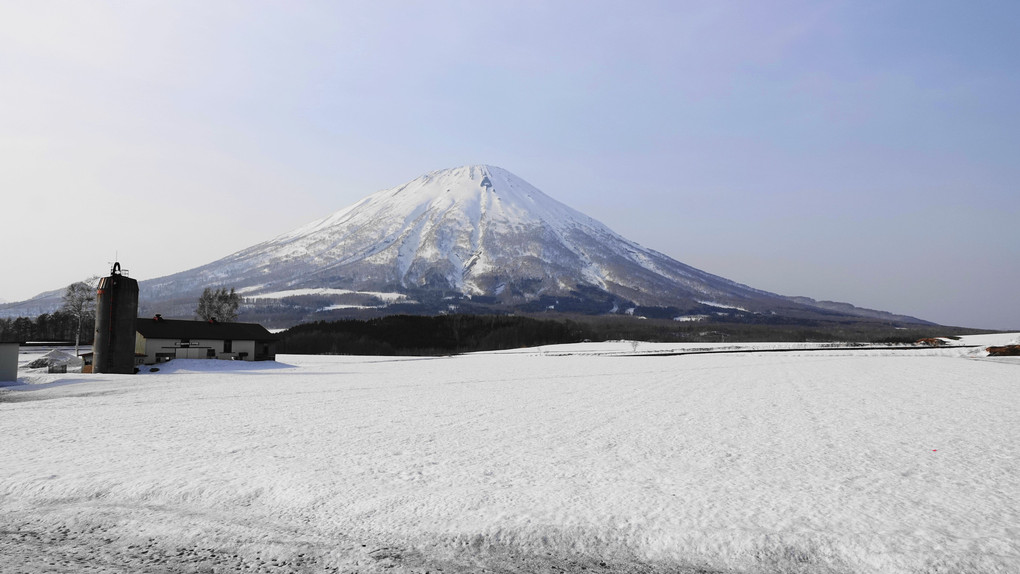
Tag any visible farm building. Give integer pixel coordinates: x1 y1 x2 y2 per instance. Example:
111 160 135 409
135 316 278 364
0 341 18 382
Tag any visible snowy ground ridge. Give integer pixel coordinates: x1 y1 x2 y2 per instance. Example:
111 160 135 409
1 496 1006 574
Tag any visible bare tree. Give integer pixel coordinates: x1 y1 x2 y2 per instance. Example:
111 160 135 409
62 279 97 356
196 287 240 322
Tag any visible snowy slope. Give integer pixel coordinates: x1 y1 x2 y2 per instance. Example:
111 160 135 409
2 333 1018 573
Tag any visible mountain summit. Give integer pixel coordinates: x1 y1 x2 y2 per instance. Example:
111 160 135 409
135 165 926 324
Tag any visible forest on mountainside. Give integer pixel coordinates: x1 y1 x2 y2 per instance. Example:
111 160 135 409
278 314 584 356
276 313 989 356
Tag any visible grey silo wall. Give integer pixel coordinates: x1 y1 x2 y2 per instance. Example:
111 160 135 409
93 273 138 374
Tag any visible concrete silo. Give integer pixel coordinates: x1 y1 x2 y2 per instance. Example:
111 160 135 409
92 262 138 374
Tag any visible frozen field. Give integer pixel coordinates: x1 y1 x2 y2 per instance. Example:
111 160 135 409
1 335 1018 574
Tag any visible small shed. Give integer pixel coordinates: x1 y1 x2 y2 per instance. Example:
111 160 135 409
135 316 278 364
0 341 18 382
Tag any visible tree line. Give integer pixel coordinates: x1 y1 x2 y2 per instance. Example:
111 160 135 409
0 284 239 345
1 279 97 348
0 311 95 344
278 314 587 355
277 312 988 356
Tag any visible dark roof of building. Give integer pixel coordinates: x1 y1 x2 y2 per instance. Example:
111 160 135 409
135 318 278 341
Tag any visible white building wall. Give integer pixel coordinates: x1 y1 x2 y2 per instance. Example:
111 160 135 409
0 343 18 382
232 340 256 361
138 337 258 364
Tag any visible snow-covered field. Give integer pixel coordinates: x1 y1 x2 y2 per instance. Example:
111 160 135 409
2 334 1018 574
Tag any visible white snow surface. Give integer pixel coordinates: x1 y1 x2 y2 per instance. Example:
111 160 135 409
697 300 750 312
245 287 410 302
1 334 1018 573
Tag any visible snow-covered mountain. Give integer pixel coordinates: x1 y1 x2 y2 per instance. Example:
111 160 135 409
150 167 757 303
1 165 929 325
137 165 926 323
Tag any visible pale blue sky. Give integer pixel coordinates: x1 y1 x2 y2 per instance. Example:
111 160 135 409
1 1 1017 329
